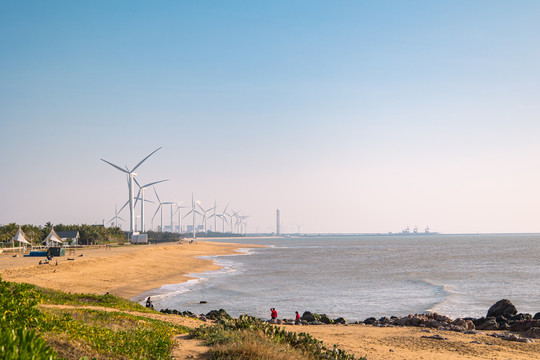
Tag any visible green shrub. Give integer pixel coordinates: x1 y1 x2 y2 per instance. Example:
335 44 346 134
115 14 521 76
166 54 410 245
0 328 57 360
191 316 364 360
0 277 43 328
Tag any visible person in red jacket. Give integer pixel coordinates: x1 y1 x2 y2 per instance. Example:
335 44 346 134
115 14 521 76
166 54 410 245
295 311 301 324
270 308 277 320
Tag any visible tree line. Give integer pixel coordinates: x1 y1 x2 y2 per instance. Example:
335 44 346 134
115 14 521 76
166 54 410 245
0 222 126 246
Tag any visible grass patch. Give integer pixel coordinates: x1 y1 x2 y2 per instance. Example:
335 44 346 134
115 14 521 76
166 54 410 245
190 315 364 360
34 286 154 313
39 307 188 360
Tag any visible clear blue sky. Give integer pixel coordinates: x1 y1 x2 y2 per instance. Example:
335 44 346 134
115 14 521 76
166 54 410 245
1 1 540 234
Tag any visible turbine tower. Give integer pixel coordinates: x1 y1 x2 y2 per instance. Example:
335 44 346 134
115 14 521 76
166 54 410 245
101 147 161 235
183 193 201 238
151 186 174 232
134 178 168 232
109 201 128 228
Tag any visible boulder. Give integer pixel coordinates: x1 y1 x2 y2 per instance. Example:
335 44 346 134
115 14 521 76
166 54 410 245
534 312 540 320
452 318 475 331
363 317 377 325
486 299 517 318
478 318 499 330
205 309 231 320
334 317 347 324
319 314 333 324
510 313 532 322
301 311 316 322
509 320 540 332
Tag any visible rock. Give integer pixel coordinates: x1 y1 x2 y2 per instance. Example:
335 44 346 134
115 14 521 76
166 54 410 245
421 334 448 340
200 301 208 304
452 318 475 331
198 316 207 322
319 314 333 324
478 318 499 330
205 309 231 320
487 299 517 318
334 317 347 324
533 312 540 320
363 317 377 325
301 311 316 322
268 319 277 324
509 320 540 332
510 313 532 322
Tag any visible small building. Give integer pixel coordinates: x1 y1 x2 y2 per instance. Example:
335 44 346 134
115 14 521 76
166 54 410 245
57 231 80 246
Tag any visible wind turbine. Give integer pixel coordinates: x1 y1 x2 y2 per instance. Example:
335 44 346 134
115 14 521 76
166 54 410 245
197 202 214 233
218 203 229 233
134 178 168 232
101 147 161 235
183 193 201 238
174 202 187 233
226 209 240 234
109 201 128 228
151 186 175 232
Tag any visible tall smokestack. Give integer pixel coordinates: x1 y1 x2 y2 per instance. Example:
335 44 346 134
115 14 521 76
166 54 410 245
276 209 280 235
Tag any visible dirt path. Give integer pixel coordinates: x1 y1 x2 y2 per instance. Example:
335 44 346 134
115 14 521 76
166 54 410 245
40 304 211 360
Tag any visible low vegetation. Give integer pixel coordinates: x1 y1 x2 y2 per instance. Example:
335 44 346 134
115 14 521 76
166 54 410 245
1 277 362 360
190 315 364 360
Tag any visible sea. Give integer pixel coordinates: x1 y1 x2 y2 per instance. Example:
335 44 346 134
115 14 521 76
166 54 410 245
142 234 539 322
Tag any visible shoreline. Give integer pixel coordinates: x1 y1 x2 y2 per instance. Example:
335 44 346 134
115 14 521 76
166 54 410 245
0 240 264 299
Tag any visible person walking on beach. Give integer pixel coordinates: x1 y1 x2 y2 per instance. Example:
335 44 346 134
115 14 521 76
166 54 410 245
270 308 277 320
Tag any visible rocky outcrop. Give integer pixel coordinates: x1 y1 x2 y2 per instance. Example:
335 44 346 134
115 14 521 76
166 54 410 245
486 299 517 318
301 311 316 322
205 309 231 320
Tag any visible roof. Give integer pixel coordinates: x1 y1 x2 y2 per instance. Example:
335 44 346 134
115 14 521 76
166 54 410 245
57 231 80 239
12 226 31 245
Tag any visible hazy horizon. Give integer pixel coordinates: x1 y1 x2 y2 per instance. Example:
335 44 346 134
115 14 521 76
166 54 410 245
2 1 540 234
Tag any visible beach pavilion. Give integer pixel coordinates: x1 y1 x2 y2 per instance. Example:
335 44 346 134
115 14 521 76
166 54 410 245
42 228 63 248
10 226 32 252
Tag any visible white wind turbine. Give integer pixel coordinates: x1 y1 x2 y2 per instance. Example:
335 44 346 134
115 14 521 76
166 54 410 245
151 186 175 232
134 178 168 233
183 193 201 238
197 202 214 233
226 209 240 234
174 202 187 233
101 147 161 235
217 203 230 233
109 201 128 228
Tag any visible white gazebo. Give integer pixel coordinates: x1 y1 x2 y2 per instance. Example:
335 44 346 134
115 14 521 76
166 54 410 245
11 226 31 252
42 228 63 248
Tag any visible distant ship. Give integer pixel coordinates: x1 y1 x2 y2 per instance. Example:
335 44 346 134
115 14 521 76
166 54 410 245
401 226 438 235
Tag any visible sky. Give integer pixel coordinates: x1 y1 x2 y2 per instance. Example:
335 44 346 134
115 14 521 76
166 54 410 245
1 1 540 234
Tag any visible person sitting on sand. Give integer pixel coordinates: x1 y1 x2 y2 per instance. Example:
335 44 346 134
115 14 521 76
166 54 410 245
146 297 154 309
295 311 301 325
270 308 277 320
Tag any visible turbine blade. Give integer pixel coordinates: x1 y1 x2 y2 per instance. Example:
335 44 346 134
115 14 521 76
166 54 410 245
134 188 142 207
134 178 141 188
101 159 129 173
153 186 161 204
118 200 129 213
143 179 168 188
132 147 162 172
151 205 161 222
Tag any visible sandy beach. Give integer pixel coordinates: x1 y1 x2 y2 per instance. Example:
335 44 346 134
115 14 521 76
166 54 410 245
0 241 262 299
1 240 537 359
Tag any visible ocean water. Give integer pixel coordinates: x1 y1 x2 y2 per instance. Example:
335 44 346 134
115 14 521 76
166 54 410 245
143 234 539 321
